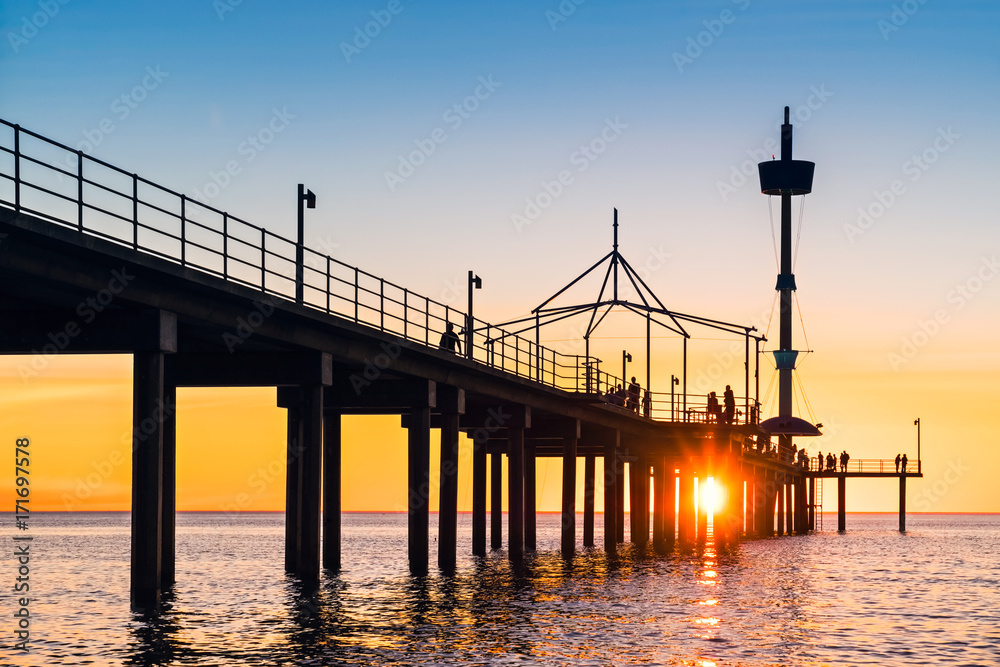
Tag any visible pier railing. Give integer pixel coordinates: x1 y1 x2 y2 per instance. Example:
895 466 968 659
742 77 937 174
0 118 756 424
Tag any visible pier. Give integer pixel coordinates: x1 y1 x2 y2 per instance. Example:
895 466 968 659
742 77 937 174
0 110 921 611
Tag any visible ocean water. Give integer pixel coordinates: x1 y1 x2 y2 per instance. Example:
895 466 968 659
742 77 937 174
1 512 998 666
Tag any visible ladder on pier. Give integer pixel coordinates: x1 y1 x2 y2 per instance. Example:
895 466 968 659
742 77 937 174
815 478 824 531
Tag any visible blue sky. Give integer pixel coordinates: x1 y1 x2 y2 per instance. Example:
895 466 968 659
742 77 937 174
2 0 999 508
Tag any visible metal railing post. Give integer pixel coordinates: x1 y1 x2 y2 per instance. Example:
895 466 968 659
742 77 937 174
223 213 229 278
132 174 139 249
77 150 84 231
260 228 266 291
180 195 187 265
380 279 385 330
403 291 408 340
13 125 20 211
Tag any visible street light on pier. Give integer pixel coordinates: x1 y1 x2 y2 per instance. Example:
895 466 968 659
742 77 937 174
914 418 921 474
671 374 679 420
466 271 482 360
295 184 317 305
622 350 632 388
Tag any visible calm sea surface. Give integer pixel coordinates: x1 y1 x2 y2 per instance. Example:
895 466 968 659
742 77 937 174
1 512 998 666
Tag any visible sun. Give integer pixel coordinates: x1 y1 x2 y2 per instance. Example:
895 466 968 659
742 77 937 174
699 477 724 515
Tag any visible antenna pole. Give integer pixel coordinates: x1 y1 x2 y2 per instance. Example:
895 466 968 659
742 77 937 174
612 208 619 300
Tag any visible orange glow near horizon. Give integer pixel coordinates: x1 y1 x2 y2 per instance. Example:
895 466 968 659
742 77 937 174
2 353 998 514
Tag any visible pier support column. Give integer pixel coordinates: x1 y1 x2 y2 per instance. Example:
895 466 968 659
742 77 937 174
525 443 536 552
786 481 794 535
561 420 579 555
765 470 778 537
298 385 323 581
284 403 301 573
795 476 808 534
808 475 816 530
665 459 676 547
131 351 165 610
776 476 785 536
628 459 637 542
408 406 431 574
438 411 461 571
507 407 529 563
490 451 503 550
604 432 619 556
652 458 665 550
837 474 846 532
583 455 595 547
678 465 694 544
323 411 341 572
639 457 650 548
160 382 176 589
696 474 708 543
615 451 625 543
472 437 487 557
898 475 906 533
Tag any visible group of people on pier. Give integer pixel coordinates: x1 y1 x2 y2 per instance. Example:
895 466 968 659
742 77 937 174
605 377 650 416
815 450 851 472
895 453 909 473
706 385 737 425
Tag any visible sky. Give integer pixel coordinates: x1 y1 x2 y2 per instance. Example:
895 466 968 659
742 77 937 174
0 0 998 514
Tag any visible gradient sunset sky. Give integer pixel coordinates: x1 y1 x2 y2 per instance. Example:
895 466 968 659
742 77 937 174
1 0 997 514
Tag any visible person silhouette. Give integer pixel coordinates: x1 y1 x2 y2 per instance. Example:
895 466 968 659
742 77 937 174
895 453 901 473
826 452 835 471
723 384 736 425
627 376 640 412
816 450 823 472
900 453 908 473
438 322 462 354
707 391 720 423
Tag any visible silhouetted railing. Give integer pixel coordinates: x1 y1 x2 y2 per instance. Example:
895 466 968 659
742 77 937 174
0 118 757 424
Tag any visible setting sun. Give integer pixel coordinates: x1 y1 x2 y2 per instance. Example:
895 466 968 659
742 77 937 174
699 477 723 516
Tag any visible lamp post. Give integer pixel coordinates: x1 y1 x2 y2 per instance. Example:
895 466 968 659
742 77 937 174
466 271 482 359
295 184 317 305
671 374 679 420
914 418 921 473
622 350 632 388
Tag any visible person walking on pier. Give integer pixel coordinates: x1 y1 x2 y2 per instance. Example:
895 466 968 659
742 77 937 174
723 385 736 425
627 377 641 412
826 452 836 472
439 322 462 354
840 450 849 472
706 391 720 423
900 453 908 473
895 453 901 473
817 451 823 472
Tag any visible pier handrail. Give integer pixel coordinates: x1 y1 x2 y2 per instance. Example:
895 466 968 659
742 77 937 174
0 119 753 421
